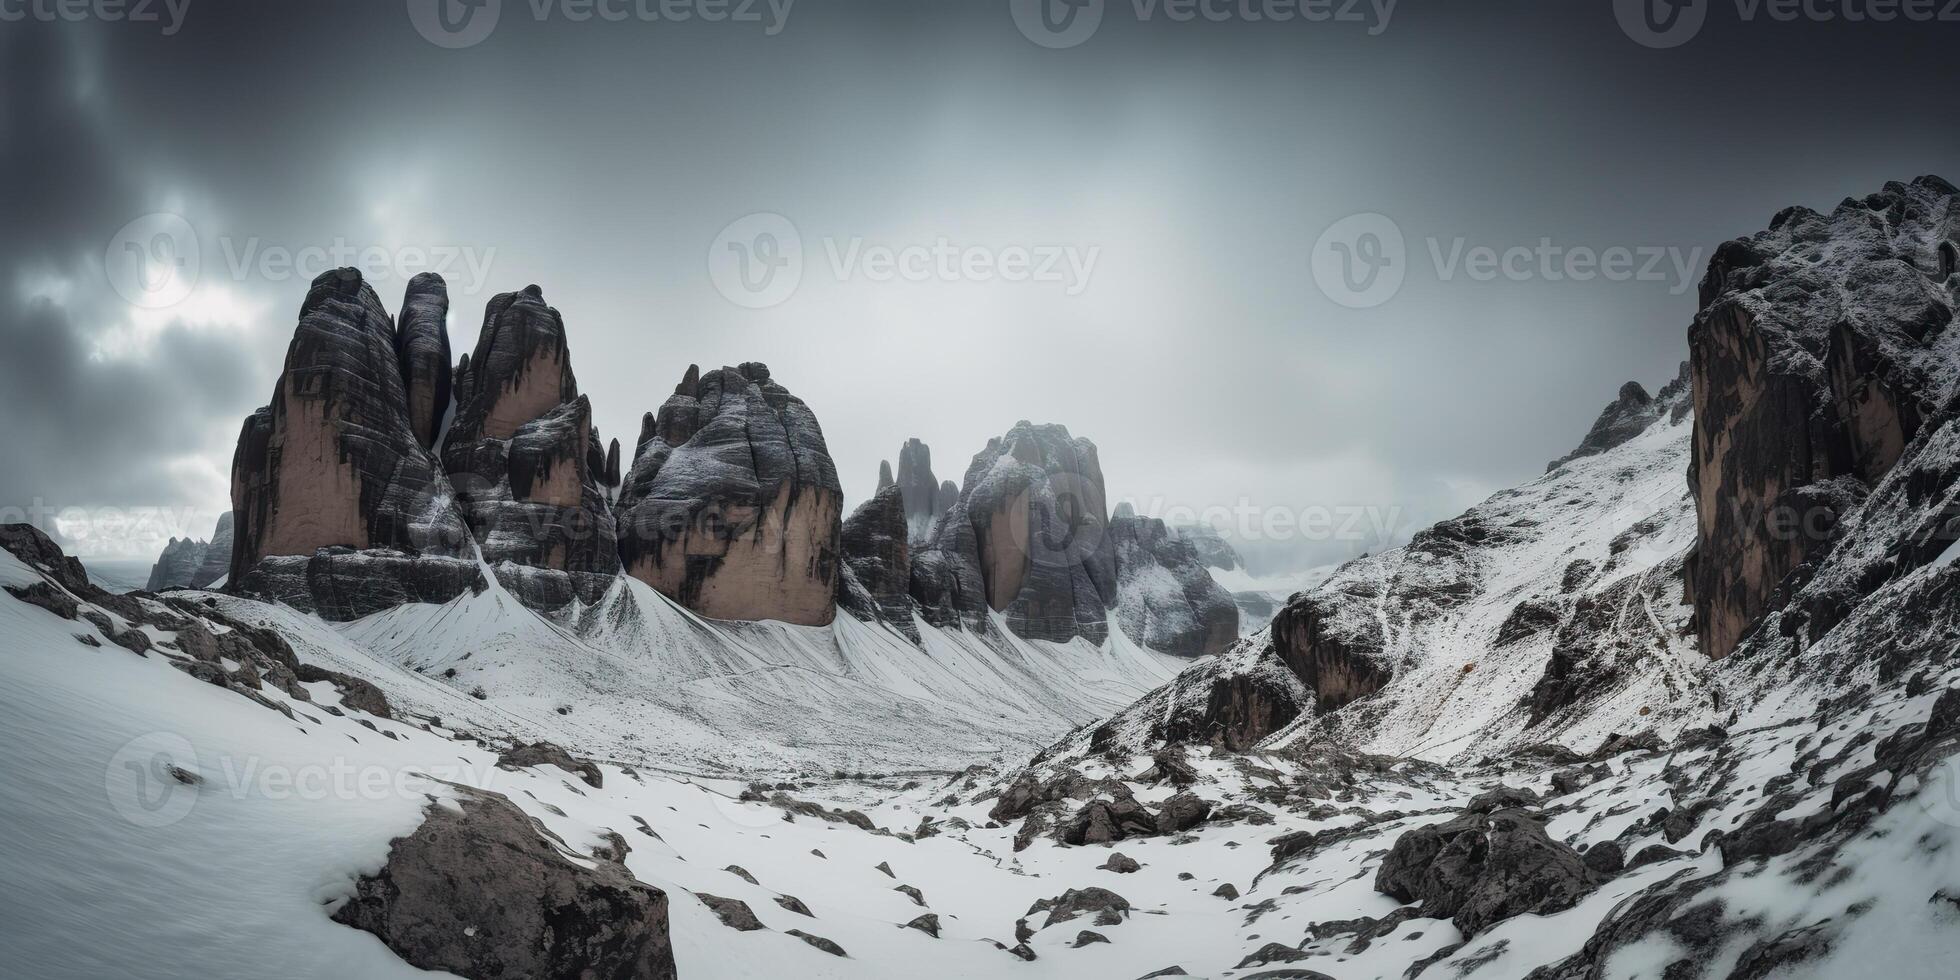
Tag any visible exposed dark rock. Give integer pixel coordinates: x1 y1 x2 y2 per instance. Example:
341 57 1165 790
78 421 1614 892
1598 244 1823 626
1466 785 1541 814
330 787 676 980
1109 511 1239 657
900 913 940 938
616 362 843 626
836 482 916 640
443 284 619 608
724 865 759 886
1029 887 1130 929
1137 968 1189 978
1375 809 1596 937
1071 930 1109 947
394 272 451 451
787 929 847 957
1155 792 1214 834
231 549 487 622
773 894 814 917
1213 883 1240 900
1101 852 1141 873
894 884 926 906
1688 177 1956 658
1238 942 1309 967
894 438 955 546
145 536 208 591
229 269 473 606
1581 841 1625 876
1547 371 1681 472
1271 589 1390 713
496 740 603 788
910 422 1117 643
696 893 766 931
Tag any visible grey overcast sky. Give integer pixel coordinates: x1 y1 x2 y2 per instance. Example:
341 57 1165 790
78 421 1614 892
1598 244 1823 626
4 0 1957 568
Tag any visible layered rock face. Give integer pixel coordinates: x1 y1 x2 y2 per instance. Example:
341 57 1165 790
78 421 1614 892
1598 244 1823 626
442 284 619 605
616 363 843 626
893 438 958 545
394 272 451 451
1687 176 1958 659
911 423 1118 644
1269 587 1391 713
144 512 235 590
229 269 476 619
837 483 916 639
145 537 205 591
1109 509 1239 657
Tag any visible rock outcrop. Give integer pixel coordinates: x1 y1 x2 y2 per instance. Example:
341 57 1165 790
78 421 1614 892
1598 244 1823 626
1109 510 1239 657
1374 808 1597 938
145 536 206 591
1687 176 1957 659
1269 587 1390 713
443 284 619 607
837 482 917 639
893 438 958 545
615 362 843 626
1547 365 1688 472
332 787 677 980
145 512 235 591
394 272 452 451
910 422 1117 644
228 268 476 619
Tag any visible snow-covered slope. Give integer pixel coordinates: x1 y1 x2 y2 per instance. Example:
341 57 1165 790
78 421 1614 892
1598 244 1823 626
1058 369 1714 769
203 566 1181 778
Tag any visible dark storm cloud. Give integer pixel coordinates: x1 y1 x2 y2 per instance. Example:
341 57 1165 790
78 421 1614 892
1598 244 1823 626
4 0 1959 568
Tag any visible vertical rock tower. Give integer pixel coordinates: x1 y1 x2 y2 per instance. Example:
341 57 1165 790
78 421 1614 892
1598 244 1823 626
615 363 843 625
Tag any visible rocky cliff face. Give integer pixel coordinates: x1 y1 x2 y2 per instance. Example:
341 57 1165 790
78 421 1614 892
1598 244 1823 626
1170 521 1243 572
615 362 843 626
394 272 451 451
1687 175 1958 659
1109 509 1239 658
893 438 957 546
145 536 205 591
910 423 1118 645
442 284 619 606
837 482 916 640
228 269 477 619
144 512 235 590
1056 369 1705 761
